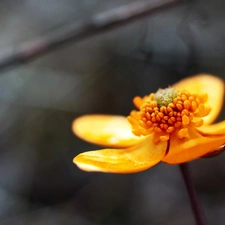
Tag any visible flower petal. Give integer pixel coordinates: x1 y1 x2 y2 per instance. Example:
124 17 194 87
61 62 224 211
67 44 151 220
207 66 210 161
72 115 140 147
197 121 225 158
173 74 224 124
197 120 225 135
73 135 168 173
201 144 225 158
162 127 225 164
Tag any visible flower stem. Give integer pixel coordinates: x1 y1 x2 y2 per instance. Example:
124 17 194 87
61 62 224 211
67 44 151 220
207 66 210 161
179 163 208 225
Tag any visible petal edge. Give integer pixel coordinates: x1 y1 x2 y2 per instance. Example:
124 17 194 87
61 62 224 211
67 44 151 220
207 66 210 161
72 115 140 147
73 135 168 173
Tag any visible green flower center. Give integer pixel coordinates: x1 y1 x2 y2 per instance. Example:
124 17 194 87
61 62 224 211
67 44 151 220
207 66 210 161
154 88 178 107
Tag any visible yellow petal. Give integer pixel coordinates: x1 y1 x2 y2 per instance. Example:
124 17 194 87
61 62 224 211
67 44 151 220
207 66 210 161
72 115 140 147
197 120 225 135
162 127 225 164
197 121 225 158
173 74 224 124
73 134 168 173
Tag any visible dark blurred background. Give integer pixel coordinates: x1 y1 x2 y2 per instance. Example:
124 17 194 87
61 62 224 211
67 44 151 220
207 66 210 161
0 0 225 224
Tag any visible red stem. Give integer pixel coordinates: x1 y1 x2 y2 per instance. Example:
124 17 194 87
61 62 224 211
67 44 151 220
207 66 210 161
179 163 208 225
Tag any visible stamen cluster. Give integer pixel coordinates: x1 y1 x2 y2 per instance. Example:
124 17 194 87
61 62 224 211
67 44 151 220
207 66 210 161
127 88 210 140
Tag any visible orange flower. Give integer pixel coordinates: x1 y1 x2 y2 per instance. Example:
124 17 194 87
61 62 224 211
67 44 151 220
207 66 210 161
72 74 225 173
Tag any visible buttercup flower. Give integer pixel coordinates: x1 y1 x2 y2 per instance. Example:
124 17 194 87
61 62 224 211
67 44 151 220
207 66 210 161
72 75 225 173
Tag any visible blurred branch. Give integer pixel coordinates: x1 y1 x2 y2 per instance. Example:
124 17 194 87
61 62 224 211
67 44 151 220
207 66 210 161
0 0 182 71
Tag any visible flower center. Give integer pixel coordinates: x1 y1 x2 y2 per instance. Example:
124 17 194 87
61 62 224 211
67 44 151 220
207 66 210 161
127 88 210 141
154 88 178 107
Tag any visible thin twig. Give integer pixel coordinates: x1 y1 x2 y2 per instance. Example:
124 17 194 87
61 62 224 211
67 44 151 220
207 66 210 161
0 0 182 71
180 163 207 225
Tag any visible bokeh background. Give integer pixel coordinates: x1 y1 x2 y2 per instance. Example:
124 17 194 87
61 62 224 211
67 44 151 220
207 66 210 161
0 0 225 224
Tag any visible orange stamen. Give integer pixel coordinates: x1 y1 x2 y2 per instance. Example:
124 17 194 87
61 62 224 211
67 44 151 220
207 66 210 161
127 88 211 141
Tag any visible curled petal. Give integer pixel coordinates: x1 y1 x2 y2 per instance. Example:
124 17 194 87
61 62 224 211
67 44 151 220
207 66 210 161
72 115 140 147
197 120 225 135
173 74 224 124
162 127 225 164
197 121 225 158
201 144 225 158
73 135 168 173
